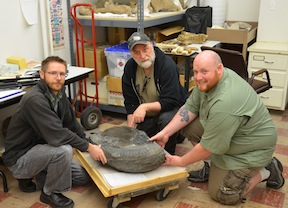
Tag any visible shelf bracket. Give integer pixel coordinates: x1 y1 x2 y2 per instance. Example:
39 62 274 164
137 0 144 33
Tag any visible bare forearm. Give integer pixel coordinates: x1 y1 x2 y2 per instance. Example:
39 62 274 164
180 143 211 166
160 105 197 137
141 102 161 112
130 102 161 125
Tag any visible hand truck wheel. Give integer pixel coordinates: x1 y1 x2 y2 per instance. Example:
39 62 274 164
80 106 102 130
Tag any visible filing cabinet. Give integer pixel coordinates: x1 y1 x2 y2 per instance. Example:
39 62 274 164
248 42 288 110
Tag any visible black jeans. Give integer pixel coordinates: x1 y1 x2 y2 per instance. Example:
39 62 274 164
136 108 179 154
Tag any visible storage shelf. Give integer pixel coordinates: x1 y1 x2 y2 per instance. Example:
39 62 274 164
75 11 185 28
67 1 186 114
99 103 126 114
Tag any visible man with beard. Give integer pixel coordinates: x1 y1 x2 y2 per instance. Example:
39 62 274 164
122 32 188 155
3 56 107 208
150 50 285 205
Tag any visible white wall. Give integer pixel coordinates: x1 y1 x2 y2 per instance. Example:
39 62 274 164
257 0 288 42
0 1 44 63
202 0 261 22
0 0 71 64
226 0 260 22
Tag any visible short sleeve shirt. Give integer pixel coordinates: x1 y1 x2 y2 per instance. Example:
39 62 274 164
185 68 277 170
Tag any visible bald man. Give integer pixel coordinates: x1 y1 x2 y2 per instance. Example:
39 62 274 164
150 50 284 205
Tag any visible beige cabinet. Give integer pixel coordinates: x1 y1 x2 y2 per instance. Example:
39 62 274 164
248 42 288 110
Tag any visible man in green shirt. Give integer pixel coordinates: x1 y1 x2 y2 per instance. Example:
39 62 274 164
150 50 284 205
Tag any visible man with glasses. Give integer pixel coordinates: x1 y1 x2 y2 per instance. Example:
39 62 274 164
3 56 107 208
122 32 188 155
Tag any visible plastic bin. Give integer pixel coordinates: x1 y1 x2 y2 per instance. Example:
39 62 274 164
104 42 132 77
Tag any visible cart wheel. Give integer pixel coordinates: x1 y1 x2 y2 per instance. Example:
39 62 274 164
155 189 170 201
80 106 102 130
107 197 123 208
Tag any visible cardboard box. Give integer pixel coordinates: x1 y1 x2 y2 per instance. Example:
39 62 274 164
207 21 258 59
108 91 124 107
156 25 184 43
207 21 257 44
106 75 124 106
98 76 108 104
107 27 135 45
144 27 161 42
180 75 196 90
76 44 110 80
107 75 122 93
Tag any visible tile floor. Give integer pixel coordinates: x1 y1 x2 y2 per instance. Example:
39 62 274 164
0 108 287 208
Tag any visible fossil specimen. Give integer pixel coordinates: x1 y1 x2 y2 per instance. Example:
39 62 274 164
90 126 166 173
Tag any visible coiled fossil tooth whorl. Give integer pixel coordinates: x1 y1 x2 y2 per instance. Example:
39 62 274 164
90 126 166 173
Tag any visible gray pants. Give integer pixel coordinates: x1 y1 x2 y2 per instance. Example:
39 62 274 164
8 144 90 193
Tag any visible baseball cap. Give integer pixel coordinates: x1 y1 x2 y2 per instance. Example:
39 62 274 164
127 32 150 50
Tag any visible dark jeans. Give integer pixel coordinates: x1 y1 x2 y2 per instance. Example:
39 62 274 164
136 108 179 154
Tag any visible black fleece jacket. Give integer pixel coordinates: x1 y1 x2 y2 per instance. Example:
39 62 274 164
3 79 89 167
122 46 188 115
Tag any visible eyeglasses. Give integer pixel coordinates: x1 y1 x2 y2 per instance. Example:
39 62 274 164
46 71 68 78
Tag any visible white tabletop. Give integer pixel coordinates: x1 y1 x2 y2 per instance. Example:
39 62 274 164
66 66 94 80
0 66 94 104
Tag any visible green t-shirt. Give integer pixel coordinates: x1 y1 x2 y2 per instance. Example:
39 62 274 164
185 68 277 170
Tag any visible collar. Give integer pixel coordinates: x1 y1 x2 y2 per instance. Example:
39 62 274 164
37 79 64 109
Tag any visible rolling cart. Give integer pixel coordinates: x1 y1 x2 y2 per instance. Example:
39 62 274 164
70 3 102 130
75 150 188 208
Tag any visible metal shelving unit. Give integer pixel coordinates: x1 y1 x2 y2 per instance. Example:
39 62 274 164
67 1 186 113
69 12 185 29
67 0 185 63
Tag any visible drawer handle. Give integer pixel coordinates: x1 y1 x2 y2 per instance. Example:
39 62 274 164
260 95 269 99
253 55 265 61
264 61 274 64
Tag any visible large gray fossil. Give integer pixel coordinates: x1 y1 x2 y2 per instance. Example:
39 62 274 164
89 126 166 173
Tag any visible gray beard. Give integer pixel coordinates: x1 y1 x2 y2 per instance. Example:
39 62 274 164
139 60 153 69
135 50 156 69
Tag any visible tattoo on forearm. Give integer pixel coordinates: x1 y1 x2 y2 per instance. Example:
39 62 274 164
179 107 189 122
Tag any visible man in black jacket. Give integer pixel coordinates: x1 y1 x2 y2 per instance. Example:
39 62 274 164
3 56 107 208
122 32 188 154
